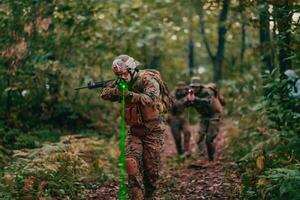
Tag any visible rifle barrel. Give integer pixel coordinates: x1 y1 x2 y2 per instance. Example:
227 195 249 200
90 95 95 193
74 79 116 90
75 86 89 90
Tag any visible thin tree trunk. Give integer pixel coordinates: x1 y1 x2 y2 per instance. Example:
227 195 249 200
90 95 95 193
188 23 195 76
199 10 216 69
199 0 230 83
259 0 273 74
274 0 293 75
240 11 246 63
141 33 148 66
150 36 160 70
6 71 11 116
215 0 230 82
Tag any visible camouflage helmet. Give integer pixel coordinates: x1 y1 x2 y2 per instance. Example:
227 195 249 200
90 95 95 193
189 76 201 87
112 55 140 75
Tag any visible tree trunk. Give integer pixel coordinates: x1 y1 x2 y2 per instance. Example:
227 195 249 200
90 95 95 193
6 71 11 117
274 0 293 75
259 0 273 75
240 10 246 63
150 36 160 70
214 0 230 82
188 26 195 76
198 0 230 83
199 9 216 72
141 33 148 66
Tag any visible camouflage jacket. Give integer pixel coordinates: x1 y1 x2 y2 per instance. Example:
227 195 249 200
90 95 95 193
169 90 188 116
190 84 223 117
101 70 165 125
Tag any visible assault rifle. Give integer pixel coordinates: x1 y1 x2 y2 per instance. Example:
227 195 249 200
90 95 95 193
74 77 127 90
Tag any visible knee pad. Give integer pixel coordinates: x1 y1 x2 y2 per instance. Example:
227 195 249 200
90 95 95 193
126 157 139 176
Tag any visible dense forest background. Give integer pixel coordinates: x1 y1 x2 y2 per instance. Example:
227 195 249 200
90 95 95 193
0 0 299 199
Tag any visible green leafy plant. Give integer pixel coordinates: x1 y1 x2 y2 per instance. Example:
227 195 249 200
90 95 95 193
257 168 300 200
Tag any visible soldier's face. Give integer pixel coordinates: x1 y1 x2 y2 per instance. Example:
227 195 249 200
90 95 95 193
191 86 201 93
116 71 131 82
177 86 187 94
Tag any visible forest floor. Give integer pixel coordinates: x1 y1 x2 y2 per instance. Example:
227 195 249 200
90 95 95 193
87 119 241 200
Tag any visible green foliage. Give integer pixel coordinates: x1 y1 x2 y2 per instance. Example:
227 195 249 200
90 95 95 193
14 134 41 149
0 136 119 199
0 129 63 149
227 71 300 200
0 0 279 135
31 129 62 143
221 68 262 118
0 147 10 170
0 0 199 135
257 168 300 200
0 129 19 148
263 71 300 132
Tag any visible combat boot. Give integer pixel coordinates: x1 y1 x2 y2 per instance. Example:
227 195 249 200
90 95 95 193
206 140 215 161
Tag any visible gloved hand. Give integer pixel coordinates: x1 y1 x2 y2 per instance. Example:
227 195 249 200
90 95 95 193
114 77 128 96
114 77 126 88
185 89 196 106
187 92 195 102
114 77 123 84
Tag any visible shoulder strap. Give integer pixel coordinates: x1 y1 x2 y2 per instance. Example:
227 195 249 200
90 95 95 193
141 69 173 112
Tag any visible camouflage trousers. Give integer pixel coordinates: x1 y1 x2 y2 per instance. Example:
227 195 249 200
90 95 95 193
198 114 222 161
126 120 166 200
168 115 191 155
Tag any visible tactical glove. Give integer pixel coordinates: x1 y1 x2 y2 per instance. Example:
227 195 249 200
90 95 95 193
114 77 129 96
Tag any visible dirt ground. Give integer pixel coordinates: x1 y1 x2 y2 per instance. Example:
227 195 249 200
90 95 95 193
87 119 241 200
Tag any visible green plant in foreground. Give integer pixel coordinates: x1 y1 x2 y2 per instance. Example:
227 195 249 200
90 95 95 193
257 168 300 200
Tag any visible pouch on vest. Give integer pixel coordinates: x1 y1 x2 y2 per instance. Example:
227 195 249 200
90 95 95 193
125 105 143 126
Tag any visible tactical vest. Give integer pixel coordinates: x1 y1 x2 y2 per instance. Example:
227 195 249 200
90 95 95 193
124 69 171 126
170 90 187 115
194 84 224 117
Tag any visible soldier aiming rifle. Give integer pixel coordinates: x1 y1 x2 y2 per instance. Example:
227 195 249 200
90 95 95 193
97 55 171 200
186 77 225 161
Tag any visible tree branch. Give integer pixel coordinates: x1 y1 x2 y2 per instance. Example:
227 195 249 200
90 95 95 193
199 9 215 63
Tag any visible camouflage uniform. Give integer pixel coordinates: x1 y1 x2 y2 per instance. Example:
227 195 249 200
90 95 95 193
101 69 168 199
167 83 191 155
188 81 223 161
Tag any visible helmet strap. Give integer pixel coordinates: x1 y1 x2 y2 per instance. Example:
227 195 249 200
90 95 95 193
127 68 138 85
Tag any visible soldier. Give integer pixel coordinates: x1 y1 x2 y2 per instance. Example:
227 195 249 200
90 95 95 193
186 77 224 161
167 81 191 156
284 69 300 98
284 70 300 115
100 55 171 200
